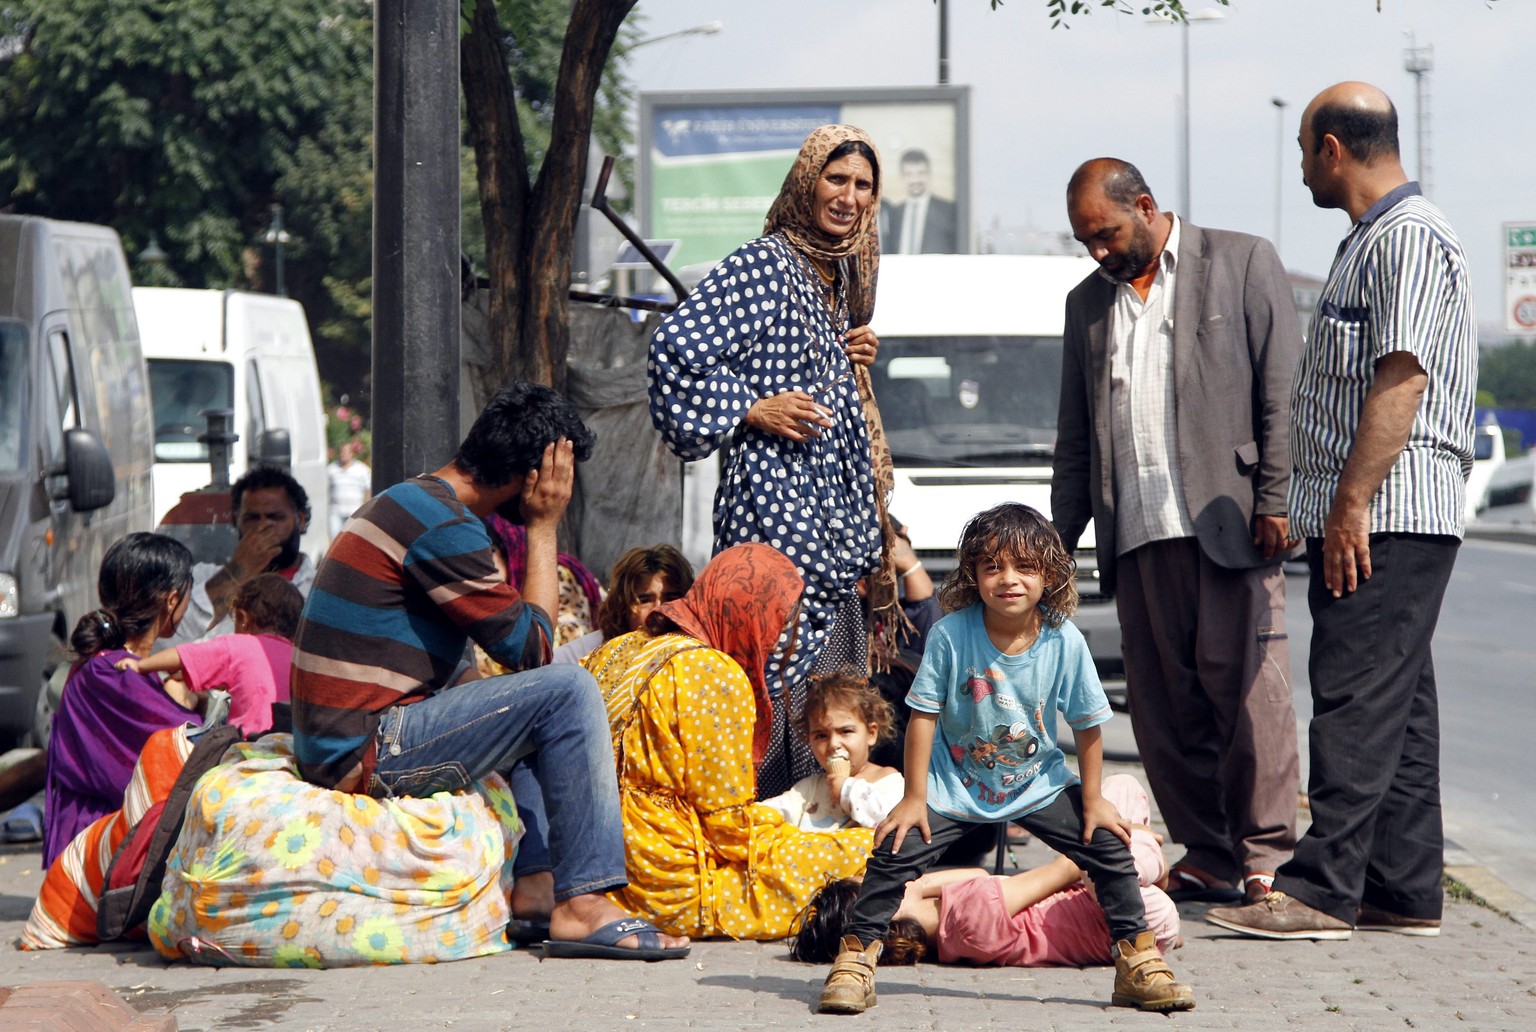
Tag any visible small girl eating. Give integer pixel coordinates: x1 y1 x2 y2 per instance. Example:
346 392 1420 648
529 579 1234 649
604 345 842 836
759 672 904 831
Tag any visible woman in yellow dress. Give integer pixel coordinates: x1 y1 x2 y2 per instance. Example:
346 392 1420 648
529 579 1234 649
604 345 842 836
585 543 872 940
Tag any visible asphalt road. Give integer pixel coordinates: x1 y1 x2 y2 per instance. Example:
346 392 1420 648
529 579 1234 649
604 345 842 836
1282 536 1536 923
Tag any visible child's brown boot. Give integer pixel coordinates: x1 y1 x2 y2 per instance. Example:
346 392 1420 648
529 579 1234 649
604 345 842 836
817 935 882 1014
1112 931 1195 1011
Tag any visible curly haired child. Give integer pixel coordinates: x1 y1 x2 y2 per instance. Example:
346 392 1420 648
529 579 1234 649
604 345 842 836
813 503 1194 1013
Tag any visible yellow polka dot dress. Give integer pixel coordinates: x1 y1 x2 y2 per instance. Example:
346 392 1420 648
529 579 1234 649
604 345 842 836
589 631 873 940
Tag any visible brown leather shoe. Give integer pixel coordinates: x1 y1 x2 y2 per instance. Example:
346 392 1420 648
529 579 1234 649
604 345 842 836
817 935 882 1014
1207 891 1354 940
1111 931 1196 1012
1356 902 1441 937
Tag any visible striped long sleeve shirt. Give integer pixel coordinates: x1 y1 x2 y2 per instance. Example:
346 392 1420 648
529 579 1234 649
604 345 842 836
1289 182 1477 539
291 475 553 789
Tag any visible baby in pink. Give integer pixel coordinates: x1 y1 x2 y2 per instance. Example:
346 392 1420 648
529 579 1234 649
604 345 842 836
936 774 1178 965
116 573 302 736
792 773 1179 967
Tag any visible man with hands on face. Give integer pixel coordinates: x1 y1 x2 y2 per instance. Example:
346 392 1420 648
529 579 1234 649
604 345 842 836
160 466 318 649
290 380 690 960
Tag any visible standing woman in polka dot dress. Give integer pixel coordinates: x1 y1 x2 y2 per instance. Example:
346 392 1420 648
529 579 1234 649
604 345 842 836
649 125 904 798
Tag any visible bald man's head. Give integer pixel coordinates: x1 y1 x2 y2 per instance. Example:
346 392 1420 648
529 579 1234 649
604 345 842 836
1303 81 1399 165
1067 157 1155 211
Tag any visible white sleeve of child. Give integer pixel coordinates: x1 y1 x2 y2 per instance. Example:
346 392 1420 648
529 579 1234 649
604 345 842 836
758 780 813 826
840 773 907 829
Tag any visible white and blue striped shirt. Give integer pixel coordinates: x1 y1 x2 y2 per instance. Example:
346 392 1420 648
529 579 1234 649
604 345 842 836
1289 183 1477 539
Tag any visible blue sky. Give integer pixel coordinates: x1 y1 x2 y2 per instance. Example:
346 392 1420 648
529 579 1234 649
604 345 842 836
628 0 1535 330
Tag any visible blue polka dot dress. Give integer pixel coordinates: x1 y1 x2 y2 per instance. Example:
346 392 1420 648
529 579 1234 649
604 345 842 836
649 234 882 788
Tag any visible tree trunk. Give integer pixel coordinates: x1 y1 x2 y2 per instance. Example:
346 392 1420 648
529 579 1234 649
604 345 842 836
460 0 636 395
461 0 530 396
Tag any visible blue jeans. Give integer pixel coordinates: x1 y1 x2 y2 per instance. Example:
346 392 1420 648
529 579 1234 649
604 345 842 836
369 664 625 902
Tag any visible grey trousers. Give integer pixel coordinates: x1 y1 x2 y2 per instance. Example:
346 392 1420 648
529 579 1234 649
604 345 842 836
1114 537 1300 882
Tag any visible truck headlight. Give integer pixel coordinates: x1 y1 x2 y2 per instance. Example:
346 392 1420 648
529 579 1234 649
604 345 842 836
0 573 17 618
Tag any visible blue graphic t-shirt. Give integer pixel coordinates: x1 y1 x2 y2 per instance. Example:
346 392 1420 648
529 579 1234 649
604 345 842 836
906 605 1111 822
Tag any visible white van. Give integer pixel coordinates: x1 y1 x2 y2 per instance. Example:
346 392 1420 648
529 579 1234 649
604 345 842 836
871 253 1120 670
133 288 329 558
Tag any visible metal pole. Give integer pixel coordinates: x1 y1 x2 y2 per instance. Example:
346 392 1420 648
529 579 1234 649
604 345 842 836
372 0 461 493
1414 67 1426 188
938 0 950 86
1180 20 1191 218
273 215 286 299
1271 97 1287 254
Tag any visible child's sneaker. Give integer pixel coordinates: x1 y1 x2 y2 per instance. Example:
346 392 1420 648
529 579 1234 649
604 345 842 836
817 936 882 1014
1112 931 1196 1012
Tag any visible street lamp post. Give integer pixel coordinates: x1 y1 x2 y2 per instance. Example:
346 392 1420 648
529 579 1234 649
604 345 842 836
140 234 168 269
263 203 291 297
1151 9 1225 220
1271 97 1287 254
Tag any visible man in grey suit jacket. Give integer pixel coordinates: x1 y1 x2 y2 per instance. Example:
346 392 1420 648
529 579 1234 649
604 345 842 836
1052 158 1302 905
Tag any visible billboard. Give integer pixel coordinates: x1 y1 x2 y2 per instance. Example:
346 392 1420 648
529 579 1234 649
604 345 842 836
1507 222 1536 335
638 87 971 274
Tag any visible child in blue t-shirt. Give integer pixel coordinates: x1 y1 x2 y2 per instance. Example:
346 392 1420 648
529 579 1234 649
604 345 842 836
815 504 1195 1015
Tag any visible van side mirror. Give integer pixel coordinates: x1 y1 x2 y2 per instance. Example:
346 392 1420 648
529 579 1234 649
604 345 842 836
62 427 116 512
254 429 292 469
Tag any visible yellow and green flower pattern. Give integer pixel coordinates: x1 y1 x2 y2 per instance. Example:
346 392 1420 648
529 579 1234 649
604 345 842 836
148 734 521 967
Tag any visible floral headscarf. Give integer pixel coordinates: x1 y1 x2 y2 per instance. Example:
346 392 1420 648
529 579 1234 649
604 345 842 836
484 513 604 618
654 543 804 763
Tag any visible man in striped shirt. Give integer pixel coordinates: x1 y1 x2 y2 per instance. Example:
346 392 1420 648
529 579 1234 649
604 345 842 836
1209 82 1476 943
292 381 689 960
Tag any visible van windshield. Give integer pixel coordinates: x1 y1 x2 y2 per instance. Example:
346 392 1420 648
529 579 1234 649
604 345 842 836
0 321 26 473
873 335 1061 466
147 358 235 462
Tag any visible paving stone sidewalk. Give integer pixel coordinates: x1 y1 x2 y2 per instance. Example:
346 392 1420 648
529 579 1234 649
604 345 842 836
3 753 1533 1031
